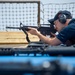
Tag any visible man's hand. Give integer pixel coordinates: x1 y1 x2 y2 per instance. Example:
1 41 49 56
27 27 62 46
28 27 40 35
50 32 56 37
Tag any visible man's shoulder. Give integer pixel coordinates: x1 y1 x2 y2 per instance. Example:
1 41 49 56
64 19 75 31
68 18 75 26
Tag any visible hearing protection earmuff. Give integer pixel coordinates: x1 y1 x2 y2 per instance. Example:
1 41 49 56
58 14 67 24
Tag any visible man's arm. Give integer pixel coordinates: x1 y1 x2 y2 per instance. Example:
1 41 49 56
28 27 62 46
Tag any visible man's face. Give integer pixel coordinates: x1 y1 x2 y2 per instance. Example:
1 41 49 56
54 20 64 32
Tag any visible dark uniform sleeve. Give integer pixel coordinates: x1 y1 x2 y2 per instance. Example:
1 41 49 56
56 24 75 44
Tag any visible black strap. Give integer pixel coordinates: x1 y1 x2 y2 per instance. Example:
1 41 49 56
22 28 30 43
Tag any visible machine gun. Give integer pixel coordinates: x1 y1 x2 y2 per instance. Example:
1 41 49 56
6 21 56 43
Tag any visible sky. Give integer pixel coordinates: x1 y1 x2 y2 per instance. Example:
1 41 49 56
41 0 75 4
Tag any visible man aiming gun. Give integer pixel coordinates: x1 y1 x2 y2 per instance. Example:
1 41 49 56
28 10 75 46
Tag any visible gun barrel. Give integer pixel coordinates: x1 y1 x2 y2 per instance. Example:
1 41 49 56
6 26 38 31
6 27 20 29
